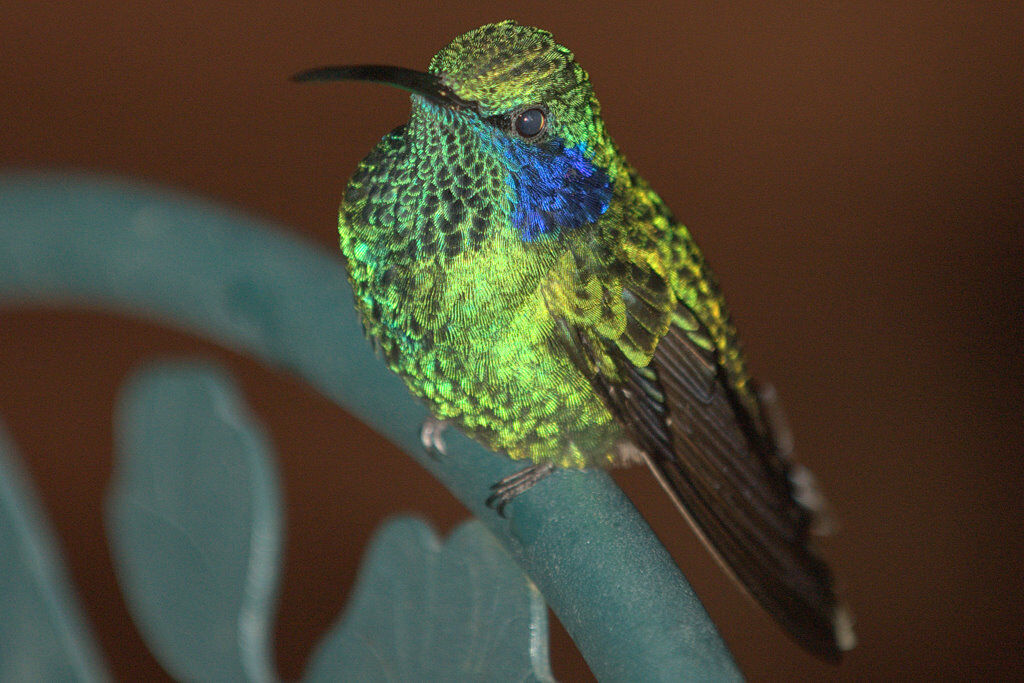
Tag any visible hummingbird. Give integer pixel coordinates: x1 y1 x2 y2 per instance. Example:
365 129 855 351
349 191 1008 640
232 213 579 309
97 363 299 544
294 20 854 662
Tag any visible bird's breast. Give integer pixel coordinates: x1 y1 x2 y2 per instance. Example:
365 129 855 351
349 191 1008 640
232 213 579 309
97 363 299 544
344 234 622 466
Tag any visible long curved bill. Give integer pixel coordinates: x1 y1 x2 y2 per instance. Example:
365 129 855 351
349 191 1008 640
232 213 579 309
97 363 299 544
291 64 478 112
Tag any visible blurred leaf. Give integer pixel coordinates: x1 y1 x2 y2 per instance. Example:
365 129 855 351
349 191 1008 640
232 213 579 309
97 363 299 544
0 423 109 681
305 517 554 682
107 362 281 682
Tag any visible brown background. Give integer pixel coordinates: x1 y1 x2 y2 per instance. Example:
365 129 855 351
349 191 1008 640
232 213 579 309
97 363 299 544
2 2 1021 680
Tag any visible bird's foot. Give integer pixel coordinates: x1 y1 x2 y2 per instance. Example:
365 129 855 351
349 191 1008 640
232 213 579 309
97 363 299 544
486 463 556 517
420 416 448 460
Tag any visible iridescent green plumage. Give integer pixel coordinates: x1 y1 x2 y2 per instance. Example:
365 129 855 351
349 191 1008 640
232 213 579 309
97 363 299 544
297 20 853 663
337 23 745 467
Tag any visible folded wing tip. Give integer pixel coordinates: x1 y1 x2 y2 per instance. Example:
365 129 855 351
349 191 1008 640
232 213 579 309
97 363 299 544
834 602 858 653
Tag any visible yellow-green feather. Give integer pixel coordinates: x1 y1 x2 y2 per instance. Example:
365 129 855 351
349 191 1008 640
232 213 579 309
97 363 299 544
337 20 758 468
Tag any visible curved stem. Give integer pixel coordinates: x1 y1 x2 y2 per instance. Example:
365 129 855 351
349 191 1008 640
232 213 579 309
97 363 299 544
0 173 740 681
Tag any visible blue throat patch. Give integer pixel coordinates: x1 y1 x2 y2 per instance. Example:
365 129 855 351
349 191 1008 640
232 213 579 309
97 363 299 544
502 138 613 241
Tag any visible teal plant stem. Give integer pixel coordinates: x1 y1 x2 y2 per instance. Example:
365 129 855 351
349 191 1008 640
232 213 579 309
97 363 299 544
0 173 740 681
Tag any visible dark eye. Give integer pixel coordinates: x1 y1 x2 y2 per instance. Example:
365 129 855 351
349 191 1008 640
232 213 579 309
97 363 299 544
514 108 546 138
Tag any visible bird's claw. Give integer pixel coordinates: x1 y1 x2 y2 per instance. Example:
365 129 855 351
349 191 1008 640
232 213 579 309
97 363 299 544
420 417 448 460
485 463 556 517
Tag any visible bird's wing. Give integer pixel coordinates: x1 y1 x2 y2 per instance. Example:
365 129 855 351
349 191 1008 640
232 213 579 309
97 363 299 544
545 235 853 661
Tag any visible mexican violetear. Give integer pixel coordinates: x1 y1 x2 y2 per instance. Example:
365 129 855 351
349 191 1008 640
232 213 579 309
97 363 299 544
294 19 854 662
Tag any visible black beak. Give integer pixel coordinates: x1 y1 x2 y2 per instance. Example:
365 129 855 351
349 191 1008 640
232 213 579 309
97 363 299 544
291 64 478 112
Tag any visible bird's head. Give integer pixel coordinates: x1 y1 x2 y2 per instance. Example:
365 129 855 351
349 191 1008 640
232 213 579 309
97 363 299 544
295 21 618 244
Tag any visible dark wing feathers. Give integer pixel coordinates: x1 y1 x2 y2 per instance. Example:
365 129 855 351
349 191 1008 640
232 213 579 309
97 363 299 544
568 276 849 661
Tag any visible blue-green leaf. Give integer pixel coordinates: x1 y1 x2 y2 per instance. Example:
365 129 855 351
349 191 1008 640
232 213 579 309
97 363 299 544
0 422 109 681
107 362 281 682
305 518 554 682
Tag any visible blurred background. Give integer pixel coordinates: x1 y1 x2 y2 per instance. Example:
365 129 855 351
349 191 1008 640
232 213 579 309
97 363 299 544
1 2 1021 680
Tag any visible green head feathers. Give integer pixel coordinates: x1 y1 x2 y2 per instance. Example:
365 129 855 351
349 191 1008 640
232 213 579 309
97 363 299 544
427 21 608 156
294 20 619 246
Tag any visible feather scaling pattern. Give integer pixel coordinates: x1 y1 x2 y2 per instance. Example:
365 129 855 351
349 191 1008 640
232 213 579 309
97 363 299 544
299 19 854 661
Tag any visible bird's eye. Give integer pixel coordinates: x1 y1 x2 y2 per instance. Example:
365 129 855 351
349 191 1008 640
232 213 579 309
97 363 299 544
514 108 546 138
